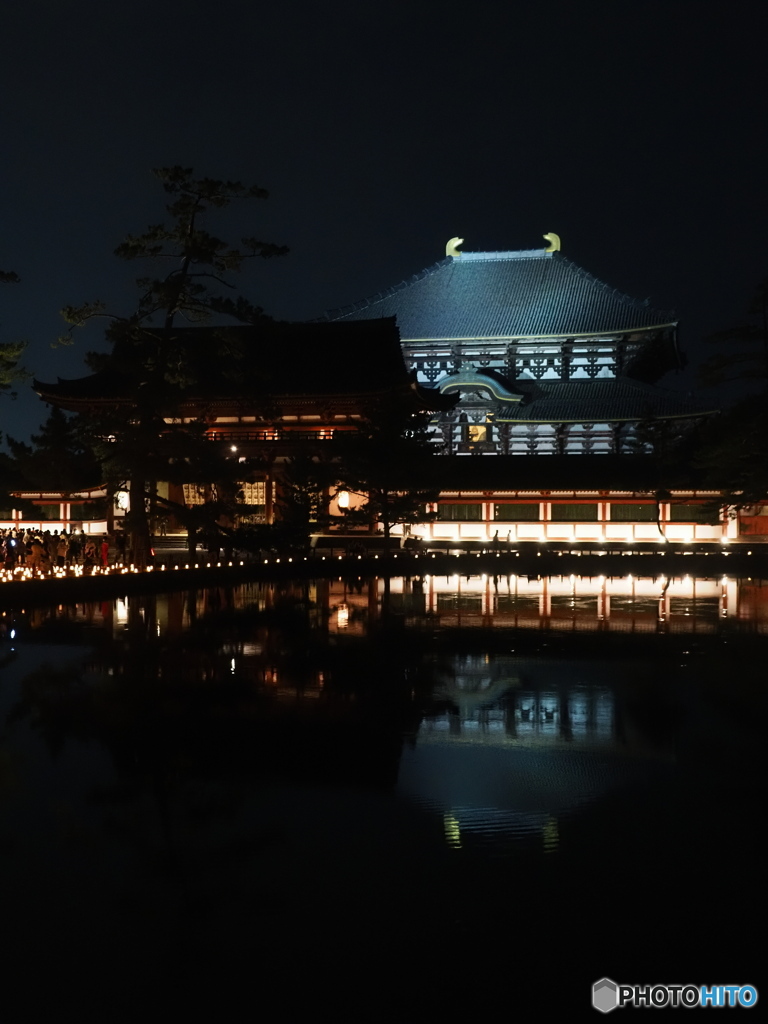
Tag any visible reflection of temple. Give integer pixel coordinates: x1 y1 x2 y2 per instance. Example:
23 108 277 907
397 651 676 856
16 576 767 843
142 575 760 637
21 575 767 640
402 574 740 634
322 574 745 634
420 652 616 749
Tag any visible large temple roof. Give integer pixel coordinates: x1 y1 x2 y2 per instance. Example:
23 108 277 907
33 319 452 412
319 250 676 340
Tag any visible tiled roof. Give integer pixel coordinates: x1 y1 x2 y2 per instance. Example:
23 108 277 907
34 320 421 402
320 250 675 339
495 378 716 423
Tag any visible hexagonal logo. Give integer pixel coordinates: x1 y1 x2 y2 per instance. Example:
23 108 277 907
593 978 619 1013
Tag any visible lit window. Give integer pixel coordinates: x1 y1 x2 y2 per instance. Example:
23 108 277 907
238 481 267 505
550 503 599 522
182 484 206 505
438 504 483 521
495 503 539 521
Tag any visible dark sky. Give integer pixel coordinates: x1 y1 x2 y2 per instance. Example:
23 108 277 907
2 0 767 440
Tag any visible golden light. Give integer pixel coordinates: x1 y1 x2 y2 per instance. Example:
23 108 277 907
443 813 462 849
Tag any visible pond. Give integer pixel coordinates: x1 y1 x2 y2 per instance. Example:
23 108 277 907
1 574 765 1015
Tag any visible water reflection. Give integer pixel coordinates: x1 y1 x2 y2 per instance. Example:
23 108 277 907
421 654 615 747
10 572 768 641
386 572 754 633
2 575 766 1009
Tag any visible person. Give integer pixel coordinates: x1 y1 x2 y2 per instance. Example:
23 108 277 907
45 530 58 564
206 530 220 559
68 531 82 565
100 537 110 568
28 536 48 569
114 530 127 563
57 533 68 568
3 533 17 569
83 537 97 568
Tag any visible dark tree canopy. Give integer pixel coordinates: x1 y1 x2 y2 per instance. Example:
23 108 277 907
698 276 768 388
58 167 289 565
0 341 26 394
333 403 441 547
61 166 288 344
1 269 27 396
693 394 768 506
272 453 336 550
6 407 100 492
694 277 768 505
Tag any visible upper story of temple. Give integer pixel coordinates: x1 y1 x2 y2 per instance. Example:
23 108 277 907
318 239 714 455
32 240 714 460
320 242 681 386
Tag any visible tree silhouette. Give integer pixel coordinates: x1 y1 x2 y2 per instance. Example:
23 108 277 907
694 277 768 506
6 407 99 492
333 404 440 551
698 276 768 388
59 168 288 565
1 269 27 397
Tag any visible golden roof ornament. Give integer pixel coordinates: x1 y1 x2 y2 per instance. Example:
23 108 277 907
446 236 464 257
543 232 561 252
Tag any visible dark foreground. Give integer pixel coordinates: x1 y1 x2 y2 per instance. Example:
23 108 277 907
1 577 765 1018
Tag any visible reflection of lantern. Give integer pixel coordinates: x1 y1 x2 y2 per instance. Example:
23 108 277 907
337 490 350 509
337 603 349 629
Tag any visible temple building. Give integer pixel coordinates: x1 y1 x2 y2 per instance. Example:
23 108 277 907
319 237 715 455
307 236 760 545
26 239 764 546
30 319 452 528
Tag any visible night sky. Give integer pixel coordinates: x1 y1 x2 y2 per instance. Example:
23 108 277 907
2 0 767 440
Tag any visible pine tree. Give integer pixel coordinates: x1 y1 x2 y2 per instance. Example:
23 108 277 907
60 168 288 565
272 453 336 551
1 269 27 396
6 406 99 491
698 276 768 388
695 277 768 505
333 403 440 552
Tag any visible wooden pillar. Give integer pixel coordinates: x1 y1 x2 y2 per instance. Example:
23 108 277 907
265 471 275 523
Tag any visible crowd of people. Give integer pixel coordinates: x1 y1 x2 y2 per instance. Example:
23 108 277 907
1 528 124 571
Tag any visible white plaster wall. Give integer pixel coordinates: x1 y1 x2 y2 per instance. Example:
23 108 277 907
574 524 602 540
